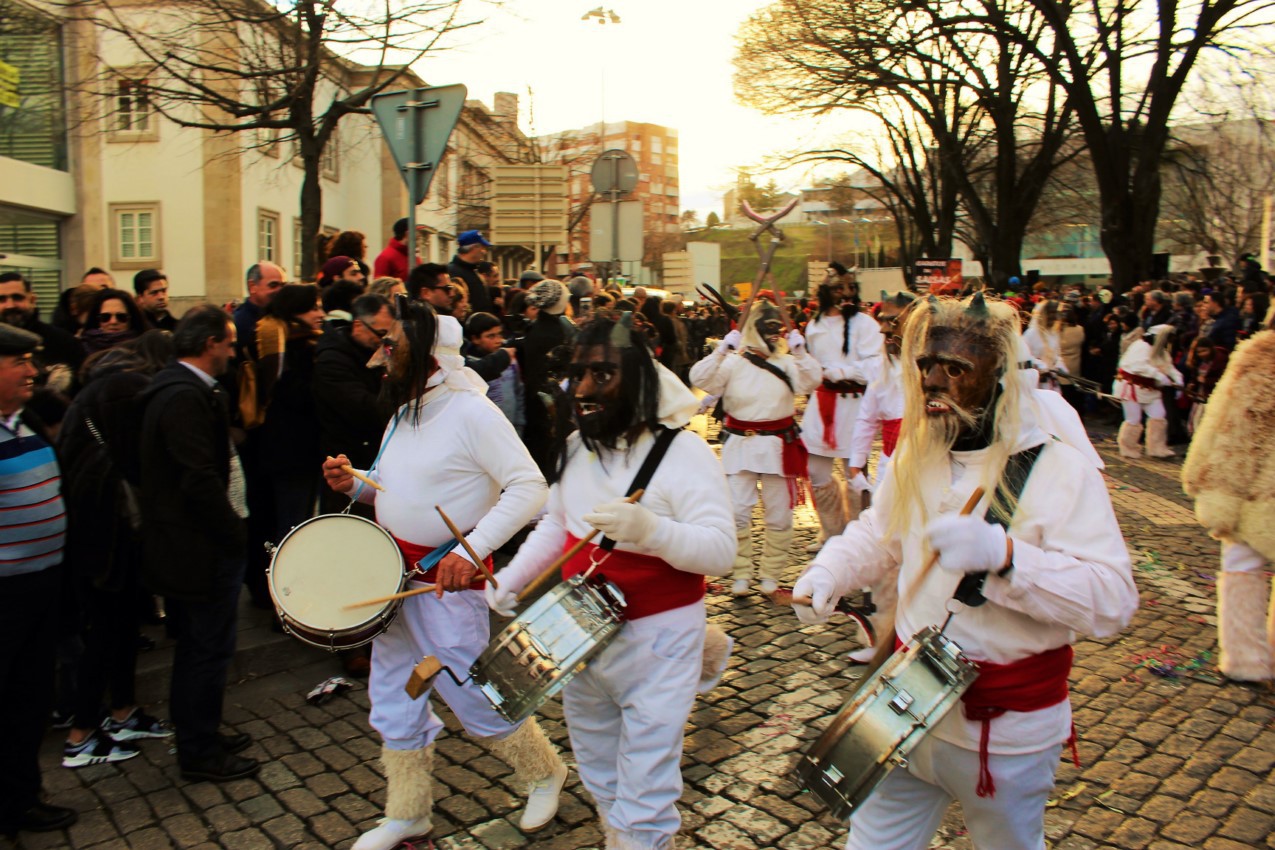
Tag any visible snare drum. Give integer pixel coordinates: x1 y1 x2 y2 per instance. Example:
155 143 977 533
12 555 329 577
795 625 978 821
268 513 406 651
470 574 627 723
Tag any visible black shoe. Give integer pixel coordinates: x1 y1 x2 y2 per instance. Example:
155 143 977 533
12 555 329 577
180 751 260 782
219 732 252 755
11 802 77 834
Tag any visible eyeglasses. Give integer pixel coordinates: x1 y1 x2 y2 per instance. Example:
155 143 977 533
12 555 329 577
0 293 28 304
98 312 130 323
358 319 388 339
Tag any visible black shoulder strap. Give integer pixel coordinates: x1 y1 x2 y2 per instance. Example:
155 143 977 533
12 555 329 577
599 426 681 553
741 350 794 393
952 440 1047 607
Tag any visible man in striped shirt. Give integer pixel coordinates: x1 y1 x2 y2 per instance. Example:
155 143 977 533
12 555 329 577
0 323 76 838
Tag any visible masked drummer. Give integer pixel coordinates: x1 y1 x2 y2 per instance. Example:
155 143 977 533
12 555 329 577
486 314 735 850
322 303 568 850
689 297 821 597
792 294 1136 850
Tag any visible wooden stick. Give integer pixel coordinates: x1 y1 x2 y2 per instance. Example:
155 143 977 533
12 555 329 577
435 505 498 588
515 489 646 604
343 584 437 610
328 456 384 492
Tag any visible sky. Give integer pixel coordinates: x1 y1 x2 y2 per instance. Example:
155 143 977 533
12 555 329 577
413 0 855 219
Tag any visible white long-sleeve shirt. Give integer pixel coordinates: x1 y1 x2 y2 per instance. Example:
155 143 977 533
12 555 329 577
690 346 822 475
801 311 884 456
847 358 906 470
810 431 1136 755
1113 339 1183 404
355 384 547 563
500 428 736 592
1023 325 1066 374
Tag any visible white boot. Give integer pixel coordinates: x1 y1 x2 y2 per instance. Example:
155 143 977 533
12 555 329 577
806 480 847 553
1117 421 1143 459
732 525 753 593
488 719 568 832
759 526 793 596
354 746 433 850
1145 418 1175 458
1218 572 1272 682
699 624 734 694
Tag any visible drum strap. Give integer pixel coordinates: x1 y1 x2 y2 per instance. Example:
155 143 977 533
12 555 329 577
597 426 681 554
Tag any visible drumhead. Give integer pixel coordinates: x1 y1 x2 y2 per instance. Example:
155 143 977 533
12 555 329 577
269 514 404 631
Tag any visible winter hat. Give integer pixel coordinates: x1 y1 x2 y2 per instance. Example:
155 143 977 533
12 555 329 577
527 279 569 315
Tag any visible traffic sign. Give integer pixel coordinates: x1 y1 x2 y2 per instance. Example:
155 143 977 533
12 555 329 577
590 149 639 196
589 200 643 263
370 85 467 205
489 164 569 247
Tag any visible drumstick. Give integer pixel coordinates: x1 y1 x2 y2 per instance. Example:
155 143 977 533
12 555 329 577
515 488 646 604
343 584 437 610
435 505 499 588
327 456 384 492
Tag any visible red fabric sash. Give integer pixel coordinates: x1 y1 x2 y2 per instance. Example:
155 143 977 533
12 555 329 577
893 636 1077 798
1117 369 1160 390
723 415 810 507
562 532 703 621
814 385 841 450
394 535 490 591
881 418 902 457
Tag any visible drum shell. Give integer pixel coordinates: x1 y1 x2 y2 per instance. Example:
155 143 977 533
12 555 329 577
795 626 978 821
471 574 626 724
267 513 407 652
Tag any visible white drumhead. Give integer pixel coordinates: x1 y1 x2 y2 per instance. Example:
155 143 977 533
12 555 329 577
269 515 404 630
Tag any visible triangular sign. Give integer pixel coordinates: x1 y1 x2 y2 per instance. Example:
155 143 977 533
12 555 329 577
371 84 467 205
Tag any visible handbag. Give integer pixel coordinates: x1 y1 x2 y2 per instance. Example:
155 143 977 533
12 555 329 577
84 415 143 533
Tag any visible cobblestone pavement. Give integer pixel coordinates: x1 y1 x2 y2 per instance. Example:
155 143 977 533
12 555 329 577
8 426 1275 850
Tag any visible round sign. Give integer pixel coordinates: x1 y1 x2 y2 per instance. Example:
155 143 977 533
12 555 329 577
590 149 639 195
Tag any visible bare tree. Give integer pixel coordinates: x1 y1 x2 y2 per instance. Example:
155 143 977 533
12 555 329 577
71 0 479 278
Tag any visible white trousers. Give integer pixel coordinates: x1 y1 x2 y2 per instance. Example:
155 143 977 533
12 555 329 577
1222 540 1267 574
1121 398 1165 423
728 472 793 532
845 736 1062 850
807 454 844 488
368 589 519 750
562 601 704 850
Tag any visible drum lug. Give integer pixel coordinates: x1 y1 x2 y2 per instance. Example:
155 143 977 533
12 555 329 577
890 754 908 769
263 542 277 556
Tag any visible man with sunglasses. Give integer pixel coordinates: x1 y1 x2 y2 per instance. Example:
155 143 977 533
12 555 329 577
406 263 457 315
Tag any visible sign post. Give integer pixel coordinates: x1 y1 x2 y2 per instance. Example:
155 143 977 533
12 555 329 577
489 164 569 270
590 149 639 282
371 85 467 271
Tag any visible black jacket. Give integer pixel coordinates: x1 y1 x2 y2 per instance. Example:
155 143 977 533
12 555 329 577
139 363 245 601
313 327 387 469
21 315 84 371
449 256 492 315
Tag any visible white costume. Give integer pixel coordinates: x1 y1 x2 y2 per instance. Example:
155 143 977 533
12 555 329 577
848 357 906 487
801 310 884 546
348 317 564 849
1112 328 1182 459
690 329 820 591
491 370 736 850
1022 302 1066 392
796 418 1136 849
1016 342 1104 470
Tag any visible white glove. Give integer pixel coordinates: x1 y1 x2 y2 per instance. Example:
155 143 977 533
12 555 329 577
583 499 660 546
792 565 840 625
823 364 851 382
787 329 805 350
697 394 719 415
485 578 519 618
720 329 742 351
925 514 1008 575
848 471 872 493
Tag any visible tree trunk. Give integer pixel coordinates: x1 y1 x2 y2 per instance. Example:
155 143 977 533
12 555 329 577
298 141 324 281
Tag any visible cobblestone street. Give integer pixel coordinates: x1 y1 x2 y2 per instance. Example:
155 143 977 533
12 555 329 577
7 427 1274 850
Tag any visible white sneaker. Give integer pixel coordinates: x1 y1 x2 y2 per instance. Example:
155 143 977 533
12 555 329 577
352 816 432 850
520 762 568 831
731 579 750 596
759 579 779 595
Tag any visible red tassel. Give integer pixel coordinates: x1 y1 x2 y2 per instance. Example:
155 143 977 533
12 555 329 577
976 718 996 798
1068 722 1081 767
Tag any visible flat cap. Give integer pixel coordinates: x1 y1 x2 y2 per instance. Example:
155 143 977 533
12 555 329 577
0 324 42 356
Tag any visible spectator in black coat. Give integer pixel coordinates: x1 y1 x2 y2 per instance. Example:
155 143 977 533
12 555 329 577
1203 290 1242 350
448 230 494 315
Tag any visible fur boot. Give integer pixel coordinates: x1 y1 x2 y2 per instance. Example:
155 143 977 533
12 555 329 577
1145 418 1175 458
807 480 848 553
732 525 754 580
381 745 434 821
1117 421 1143 459
699 623 734 694
759 525 793 586
488 718 563 786
1217 572 1272 681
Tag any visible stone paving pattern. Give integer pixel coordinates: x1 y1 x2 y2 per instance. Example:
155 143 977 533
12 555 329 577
7 425 1275 850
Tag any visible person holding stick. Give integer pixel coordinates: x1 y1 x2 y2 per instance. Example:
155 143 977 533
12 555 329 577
321 305 568 850
791 294 1136 850
485 314 736 850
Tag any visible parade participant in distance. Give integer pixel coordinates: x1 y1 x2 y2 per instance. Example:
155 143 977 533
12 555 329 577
793 294 1136 850
1022 299 1066 390
690 300 820 596
801 265 884 552
1183 312 1275 683
1113 323 1183 459
322 303 567 850
487 314 735 850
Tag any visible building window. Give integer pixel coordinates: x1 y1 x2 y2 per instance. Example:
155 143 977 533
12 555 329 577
258 209 280 263
258 126 280 158
110 203 160 269
651 153 662 165
321 137 339 180
117 78 151 133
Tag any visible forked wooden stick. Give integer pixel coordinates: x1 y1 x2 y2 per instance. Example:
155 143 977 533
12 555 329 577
344 584 437 610
435 505 498 588
515 489 646 604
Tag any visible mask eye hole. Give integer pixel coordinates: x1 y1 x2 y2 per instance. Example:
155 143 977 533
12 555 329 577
916 357 968 379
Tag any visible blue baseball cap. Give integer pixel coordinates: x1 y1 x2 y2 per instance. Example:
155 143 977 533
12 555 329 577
458 230 491 249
